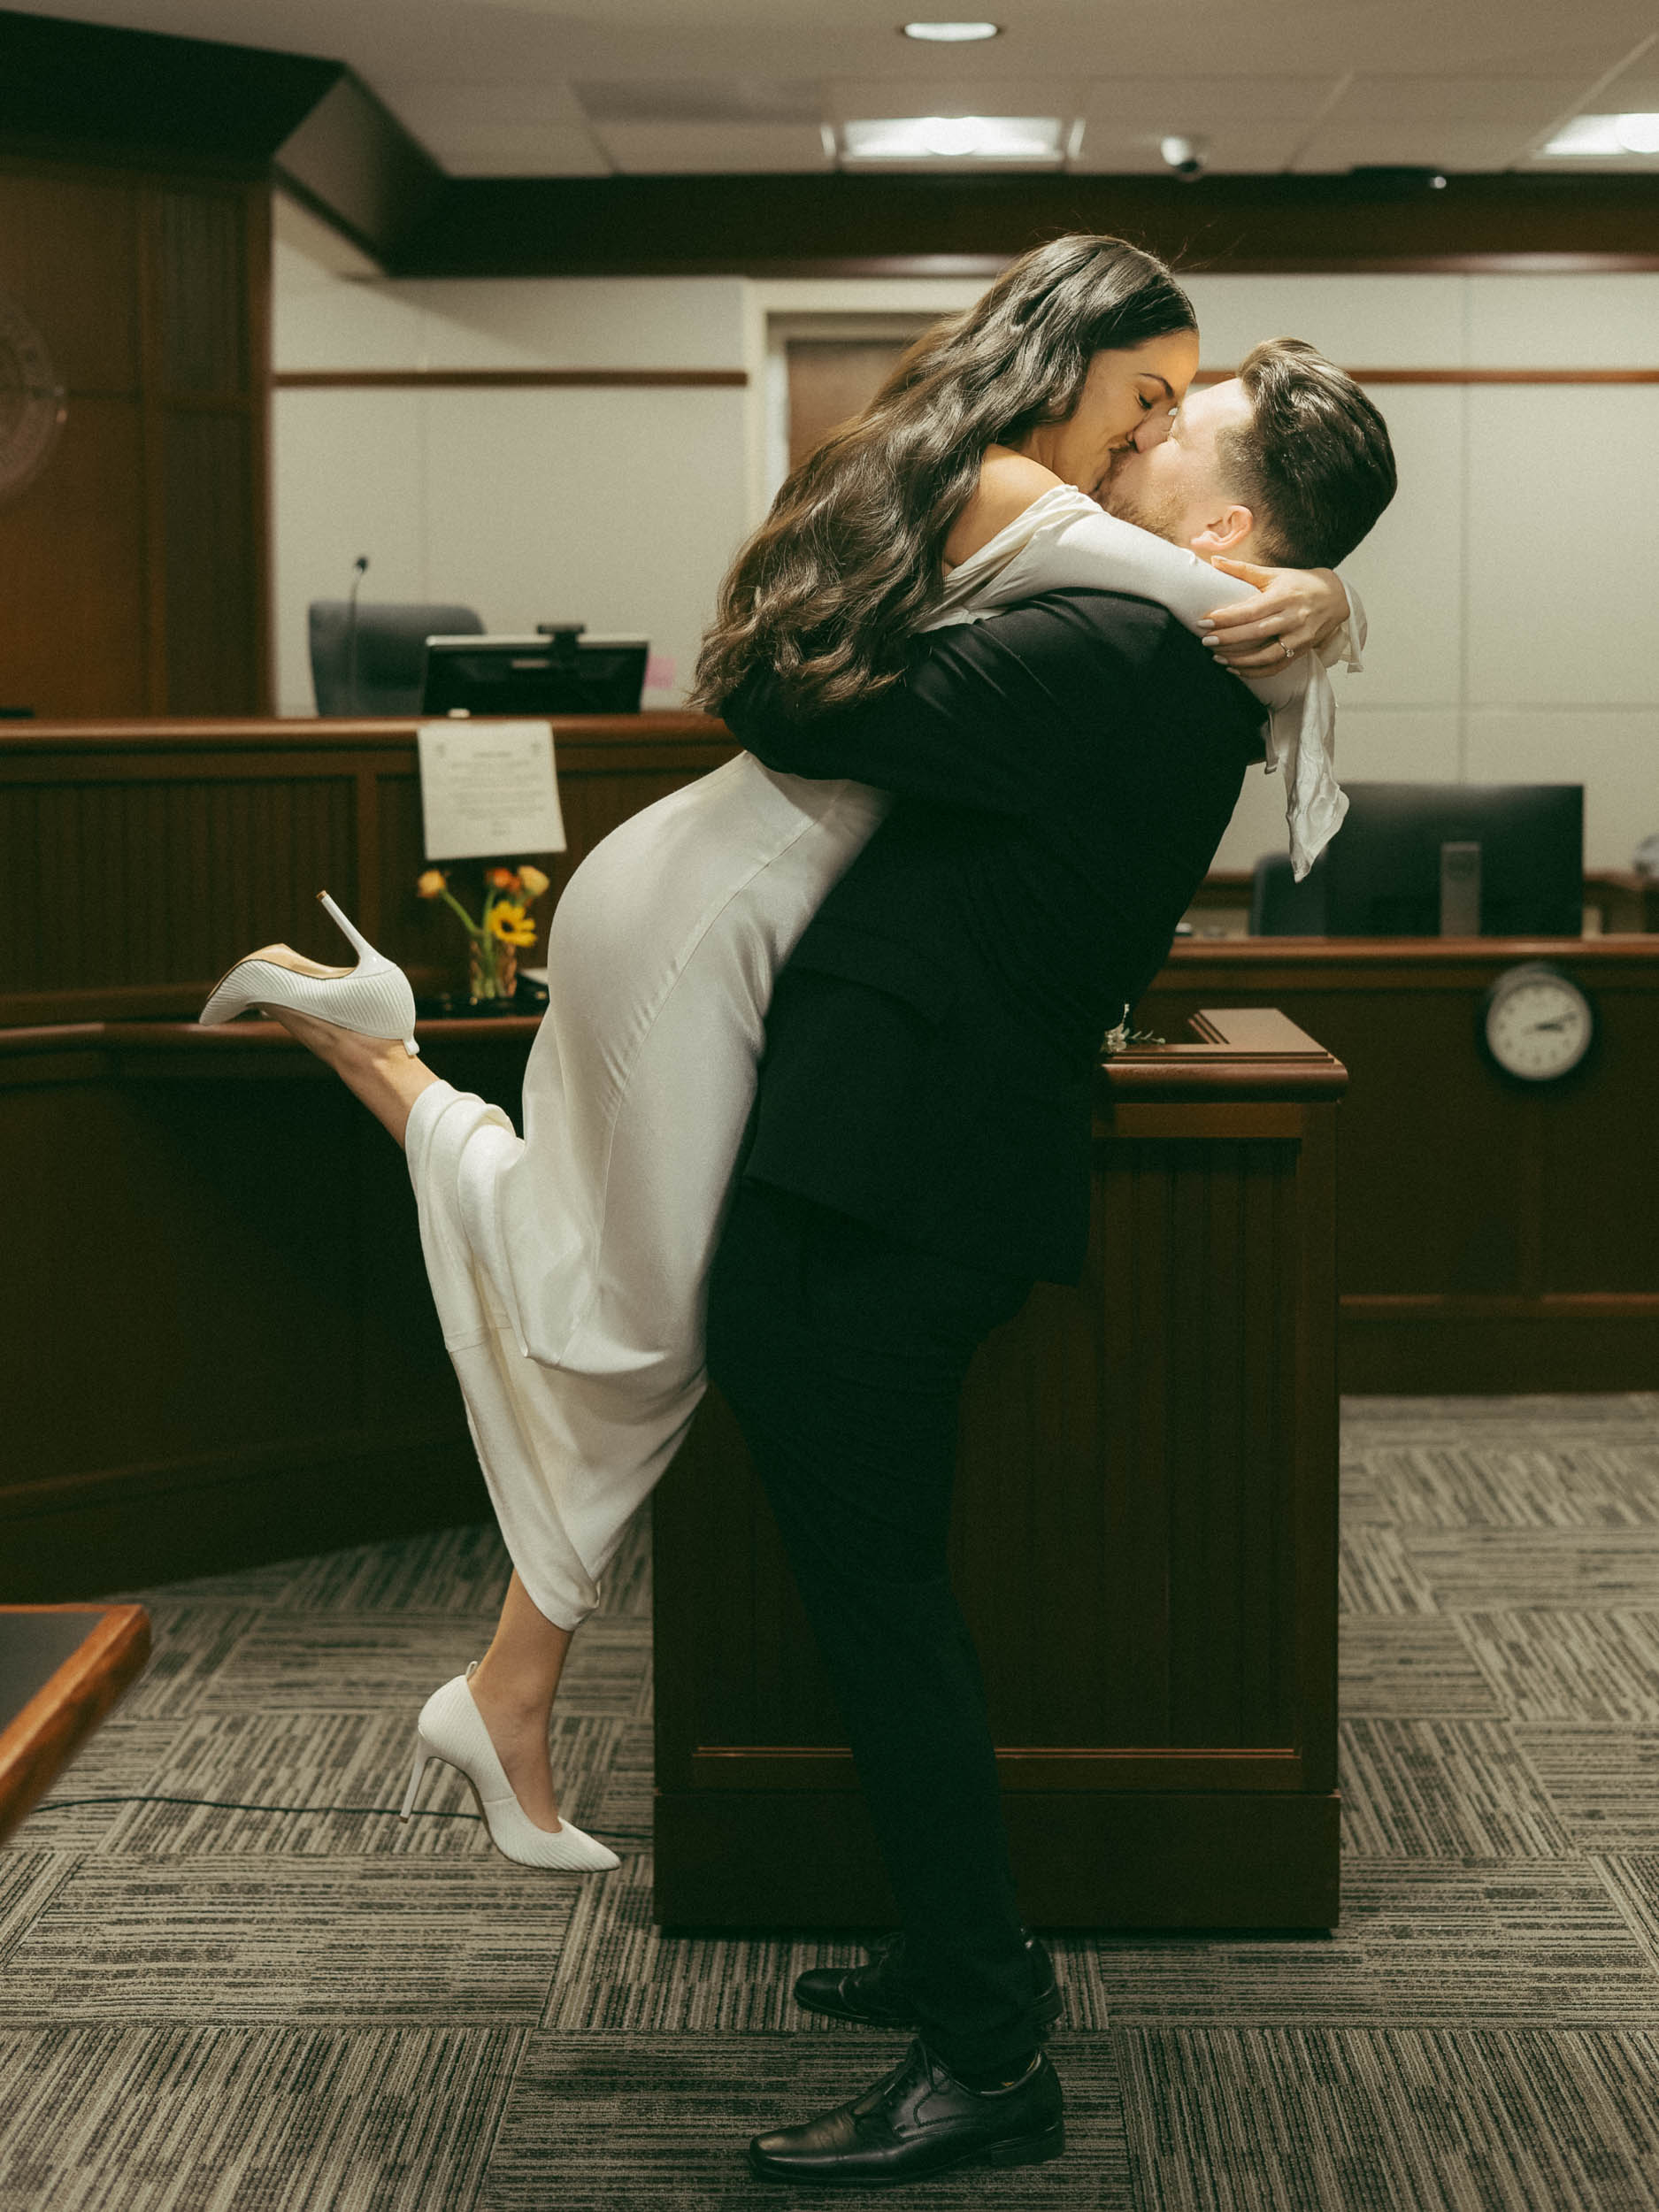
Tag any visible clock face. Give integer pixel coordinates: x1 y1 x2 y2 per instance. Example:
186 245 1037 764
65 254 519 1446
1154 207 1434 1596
1483 966 1594 1082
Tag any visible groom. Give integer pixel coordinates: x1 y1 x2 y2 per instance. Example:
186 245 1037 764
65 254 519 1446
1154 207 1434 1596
707 338 1395 2185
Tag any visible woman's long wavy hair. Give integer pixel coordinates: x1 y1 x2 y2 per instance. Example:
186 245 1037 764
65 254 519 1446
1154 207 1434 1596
689 234 1194 718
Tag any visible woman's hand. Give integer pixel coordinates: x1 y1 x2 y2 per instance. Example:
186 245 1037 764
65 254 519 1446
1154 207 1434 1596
1200 559 1349 672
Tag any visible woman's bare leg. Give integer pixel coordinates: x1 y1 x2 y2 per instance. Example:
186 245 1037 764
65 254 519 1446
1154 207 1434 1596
264 1002 439 1148
267 1003 575 1826
466 1571 576 1830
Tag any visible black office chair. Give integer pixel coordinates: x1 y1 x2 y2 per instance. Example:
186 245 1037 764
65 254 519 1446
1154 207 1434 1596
308 601 484 716
1248 849 1330 934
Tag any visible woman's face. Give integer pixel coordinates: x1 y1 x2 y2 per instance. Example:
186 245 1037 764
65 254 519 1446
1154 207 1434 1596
1017 329 1201 502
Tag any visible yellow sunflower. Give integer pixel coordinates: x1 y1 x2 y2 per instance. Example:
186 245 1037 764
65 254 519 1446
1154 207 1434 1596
488 901 537 948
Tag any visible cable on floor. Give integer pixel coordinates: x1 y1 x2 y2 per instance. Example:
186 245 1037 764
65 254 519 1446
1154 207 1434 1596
26 1793 482 1820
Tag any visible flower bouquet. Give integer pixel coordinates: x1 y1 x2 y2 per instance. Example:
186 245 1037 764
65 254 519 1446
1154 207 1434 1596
417 862 551 1013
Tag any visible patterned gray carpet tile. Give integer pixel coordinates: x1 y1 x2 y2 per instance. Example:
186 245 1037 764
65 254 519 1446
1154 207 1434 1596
1356 1443 1659 1533
1118 2024 1659 2212
550 1617 652 1720
580 1717 651 1848
543 1852 872 2035
1513 1727 1659 1851
111 1558 311 1608
116 1605 270 1721
1454 1609 1659 1725
1338 1618 1502 1717
483 2030 1132 2211
1400 1529 1659 1612
1338 1720 1575 1858
1593 1855 1659 1975
1085 1860 1659 2028
191 1615 507 1717
0 1857 580 2024
278 1523 515 1617
7 1720 180 1853
58 1708 624 1861
0 2022 525 2212
1341 1393 1659 1434
1338 1524 1440 1617
0 1852 77 1969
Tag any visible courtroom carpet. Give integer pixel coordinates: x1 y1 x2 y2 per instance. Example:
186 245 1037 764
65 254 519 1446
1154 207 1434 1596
4 1394 1659 2210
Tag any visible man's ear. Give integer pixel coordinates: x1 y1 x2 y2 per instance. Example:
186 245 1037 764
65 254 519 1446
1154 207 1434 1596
1190 504 1256 559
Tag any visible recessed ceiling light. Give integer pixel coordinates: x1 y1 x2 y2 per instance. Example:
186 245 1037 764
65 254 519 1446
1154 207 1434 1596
1540 111 1659 157
901 20 1002 41
842 114 1062 161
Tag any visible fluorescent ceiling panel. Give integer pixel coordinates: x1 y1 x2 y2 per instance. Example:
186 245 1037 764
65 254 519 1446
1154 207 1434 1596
841 114 1064 161
1538 111 1659 153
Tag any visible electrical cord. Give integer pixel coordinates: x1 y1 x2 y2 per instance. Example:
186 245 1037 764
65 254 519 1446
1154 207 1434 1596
27 1793 481 1820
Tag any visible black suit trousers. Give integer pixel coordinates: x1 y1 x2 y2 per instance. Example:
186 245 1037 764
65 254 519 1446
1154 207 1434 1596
704 1176 1041 2079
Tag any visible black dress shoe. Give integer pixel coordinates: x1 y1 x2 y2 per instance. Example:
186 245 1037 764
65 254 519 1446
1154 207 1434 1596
794 1927 1063 2033
749 2036 1064 2185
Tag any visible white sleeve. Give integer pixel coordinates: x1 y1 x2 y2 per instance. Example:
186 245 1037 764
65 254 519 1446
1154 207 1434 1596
1319 571 1367 673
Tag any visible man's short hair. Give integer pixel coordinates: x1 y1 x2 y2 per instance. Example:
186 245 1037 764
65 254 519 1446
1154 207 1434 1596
1219 338 1397 568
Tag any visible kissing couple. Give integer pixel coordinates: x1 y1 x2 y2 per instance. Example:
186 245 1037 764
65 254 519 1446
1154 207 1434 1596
200 231 1395 2185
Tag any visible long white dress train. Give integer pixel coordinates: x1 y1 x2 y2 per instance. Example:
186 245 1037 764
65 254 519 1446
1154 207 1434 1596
403 489 1366 1630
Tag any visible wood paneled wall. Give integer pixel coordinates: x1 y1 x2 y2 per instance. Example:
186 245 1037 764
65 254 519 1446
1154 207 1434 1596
0 158 270 719
0 714 738 1027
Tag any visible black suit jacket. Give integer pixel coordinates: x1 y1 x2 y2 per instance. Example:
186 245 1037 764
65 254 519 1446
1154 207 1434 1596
720 588 1267 1283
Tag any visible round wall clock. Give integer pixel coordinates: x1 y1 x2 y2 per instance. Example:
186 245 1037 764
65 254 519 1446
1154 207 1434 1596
1481 962 1594 1083
0 290 66 504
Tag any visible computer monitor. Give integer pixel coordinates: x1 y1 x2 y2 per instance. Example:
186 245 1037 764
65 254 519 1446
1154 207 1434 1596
1323 783 1584 937
422 633 649 717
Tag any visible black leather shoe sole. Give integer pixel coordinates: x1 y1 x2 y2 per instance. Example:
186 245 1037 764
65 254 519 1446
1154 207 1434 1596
748 2116 1065 2184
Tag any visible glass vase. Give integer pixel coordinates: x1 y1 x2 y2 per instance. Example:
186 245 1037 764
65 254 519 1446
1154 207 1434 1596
467 933 518 1004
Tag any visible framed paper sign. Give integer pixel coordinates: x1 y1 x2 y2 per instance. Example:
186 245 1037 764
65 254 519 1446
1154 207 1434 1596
416 718 566 863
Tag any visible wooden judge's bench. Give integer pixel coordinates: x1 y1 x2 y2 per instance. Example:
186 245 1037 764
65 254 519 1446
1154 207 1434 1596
6 711 1658 1932
654 1010 1346 1932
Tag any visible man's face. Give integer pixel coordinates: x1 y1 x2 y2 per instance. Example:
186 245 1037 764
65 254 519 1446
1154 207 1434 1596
1104 377 1258 558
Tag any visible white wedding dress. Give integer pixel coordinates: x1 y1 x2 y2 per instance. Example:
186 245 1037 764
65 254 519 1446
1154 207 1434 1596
403 488 1366 1629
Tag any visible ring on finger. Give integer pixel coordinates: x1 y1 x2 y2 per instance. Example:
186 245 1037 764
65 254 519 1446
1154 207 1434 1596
1280 638 1294 661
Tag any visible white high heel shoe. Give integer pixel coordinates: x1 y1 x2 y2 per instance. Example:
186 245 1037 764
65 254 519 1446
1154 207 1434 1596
197 889 422 1056
400 1661 621 1872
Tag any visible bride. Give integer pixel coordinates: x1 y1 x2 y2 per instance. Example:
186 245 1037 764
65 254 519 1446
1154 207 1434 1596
198 233 1361 1870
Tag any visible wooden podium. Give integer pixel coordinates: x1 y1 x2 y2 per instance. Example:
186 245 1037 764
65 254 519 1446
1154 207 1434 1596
652 1010 1346 1933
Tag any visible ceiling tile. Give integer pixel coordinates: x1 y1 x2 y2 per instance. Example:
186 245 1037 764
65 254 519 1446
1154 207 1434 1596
1070 122 1313 173
419 124 613 179
1077 74 1345 126
824 75 1079 122
591 120 834 173
1318 73 1600 122
1292 121 1561 171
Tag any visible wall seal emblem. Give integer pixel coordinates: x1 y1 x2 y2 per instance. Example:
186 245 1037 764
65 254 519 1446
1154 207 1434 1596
0 290 66 503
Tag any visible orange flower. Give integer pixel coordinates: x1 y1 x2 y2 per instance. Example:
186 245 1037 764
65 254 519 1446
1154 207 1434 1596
416 869 447 899
487 865 518 890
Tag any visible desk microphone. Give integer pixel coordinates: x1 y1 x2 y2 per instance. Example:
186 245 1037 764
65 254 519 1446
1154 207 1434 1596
345 555 369 712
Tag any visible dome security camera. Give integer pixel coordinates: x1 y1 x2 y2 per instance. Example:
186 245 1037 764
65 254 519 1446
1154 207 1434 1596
1160 134 1209 180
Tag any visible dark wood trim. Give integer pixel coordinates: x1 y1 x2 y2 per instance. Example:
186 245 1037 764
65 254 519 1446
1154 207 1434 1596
0 711 721 751
385 170 1659 280
1196 368 1659 386
0 9 339 178
274 368 749 389
687 1747 1306 1792
274 368 1659 393
0 1603 151 1841
654 1789 1341 1932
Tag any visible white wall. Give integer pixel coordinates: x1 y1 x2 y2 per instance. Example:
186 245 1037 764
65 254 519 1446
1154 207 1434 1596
272 200 1659 871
